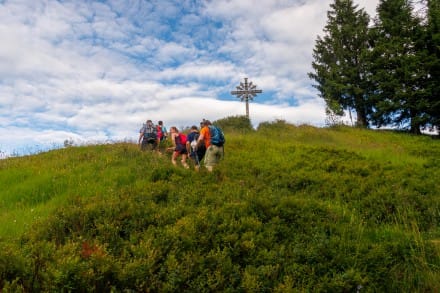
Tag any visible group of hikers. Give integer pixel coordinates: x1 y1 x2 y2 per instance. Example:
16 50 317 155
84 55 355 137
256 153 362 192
138 119 225 172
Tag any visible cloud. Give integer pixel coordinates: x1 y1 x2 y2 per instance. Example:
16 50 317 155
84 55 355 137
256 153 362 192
0 0 378 156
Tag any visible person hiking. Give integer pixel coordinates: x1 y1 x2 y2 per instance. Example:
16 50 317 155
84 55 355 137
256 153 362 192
157 120 168 153
138 119 159 151
157 120 168 142
186 125 206 170
197 119 225 172
167 126 189 169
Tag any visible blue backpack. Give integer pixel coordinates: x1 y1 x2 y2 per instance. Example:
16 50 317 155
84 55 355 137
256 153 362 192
209 125 225 147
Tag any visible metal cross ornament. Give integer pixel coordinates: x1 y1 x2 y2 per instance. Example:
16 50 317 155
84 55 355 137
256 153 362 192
231 77 262 118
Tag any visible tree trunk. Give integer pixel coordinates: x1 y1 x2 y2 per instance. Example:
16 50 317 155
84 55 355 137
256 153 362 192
355 105 368 128
410 119 422 135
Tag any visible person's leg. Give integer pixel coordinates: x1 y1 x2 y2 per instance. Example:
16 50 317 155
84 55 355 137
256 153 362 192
147 140 155 151
204 146 215 172
217 146 224 161
157 139 163 153
211 146 221 168
171 151 178 166
181 154 189 169
198 147 206 162
192 153 200 171
141 140 147 151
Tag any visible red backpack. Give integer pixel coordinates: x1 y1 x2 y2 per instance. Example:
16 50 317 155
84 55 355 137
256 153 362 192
156 125 163 140
178 133 187 145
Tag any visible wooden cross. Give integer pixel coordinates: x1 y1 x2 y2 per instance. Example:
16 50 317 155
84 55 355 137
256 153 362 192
231 77 262 118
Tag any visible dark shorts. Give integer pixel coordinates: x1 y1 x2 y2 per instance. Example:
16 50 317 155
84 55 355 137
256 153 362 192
190 146 206 160
141 138 157 150
174 144 187 155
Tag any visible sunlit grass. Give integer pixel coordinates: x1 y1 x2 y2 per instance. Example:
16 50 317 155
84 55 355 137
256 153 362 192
0 120 438 291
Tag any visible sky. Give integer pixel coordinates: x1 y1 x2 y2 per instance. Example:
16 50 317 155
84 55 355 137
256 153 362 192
0 0 381 157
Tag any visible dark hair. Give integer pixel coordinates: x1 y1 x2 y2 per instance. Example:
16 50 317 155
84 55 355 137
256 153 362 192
191 125 198 130
158 121 163 125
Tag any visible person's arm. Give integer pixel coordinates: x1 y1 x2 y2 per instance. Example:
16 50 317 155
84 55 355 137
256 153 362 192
138 131 143 145
186 136 191 153
197 132 204 148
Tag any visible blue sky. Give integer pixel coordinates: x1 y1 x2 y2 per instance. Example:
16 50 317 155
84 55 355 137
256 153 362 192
0 0 379 157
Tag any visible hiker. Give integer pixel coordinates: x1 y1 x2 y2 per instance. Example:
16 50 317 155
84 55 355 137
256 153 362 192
157 120 168 153
186 125 206 170
157 121 168 142
197 119 225 172
167 126 189 169
138 119 159 151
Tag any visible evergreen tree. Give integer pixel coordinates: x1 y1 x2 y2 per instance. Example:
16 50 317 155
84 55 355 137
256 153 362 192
424 0 440 130
369 0 425 134
309 0 371 127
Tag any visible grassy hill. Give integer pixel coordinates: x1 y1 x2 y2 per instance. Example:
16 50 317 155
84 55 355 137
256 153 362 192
0 117 439 291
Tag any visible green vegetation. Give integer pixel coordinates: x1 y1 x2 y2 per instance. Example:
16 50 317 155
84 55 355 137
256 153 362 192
310 0 440 133
0 117 439 291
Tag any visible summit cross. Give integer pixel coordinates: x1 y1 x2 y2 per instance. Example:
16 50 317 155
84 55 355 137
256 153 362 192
230 77 263 118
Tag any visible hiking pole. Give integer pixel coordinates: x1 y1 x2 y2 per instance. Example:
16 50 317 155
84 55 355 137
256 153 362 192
194 147 201 169
190 140 201 169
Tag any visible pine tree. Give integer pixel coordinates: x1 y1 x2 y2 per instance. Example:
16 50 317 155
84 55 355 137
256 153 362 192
309 0 371 127
424 0 440 130
369 0 425 134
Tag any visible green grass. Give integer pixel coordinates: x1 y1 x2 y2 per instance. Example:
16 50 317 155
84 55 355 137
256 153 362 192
0 119 439 291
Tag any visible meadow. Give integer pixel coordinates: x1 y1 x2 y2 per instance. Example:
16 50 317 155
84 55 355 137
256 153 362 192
0 117 439 291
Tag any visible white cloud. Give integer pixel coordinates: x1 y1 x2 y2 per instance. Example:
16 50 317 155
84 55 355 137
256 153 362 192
261 2 328 44
158 61 237 82
0 0 379 156
356 0 379 16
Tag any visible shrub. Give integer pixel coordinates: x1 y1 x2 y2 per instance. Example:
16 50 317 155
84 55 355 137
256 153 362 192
214 115 254 133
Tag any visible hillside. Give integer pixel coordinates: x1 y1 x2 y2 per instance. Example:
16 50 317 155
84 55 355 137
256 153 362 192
0 119 439 291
